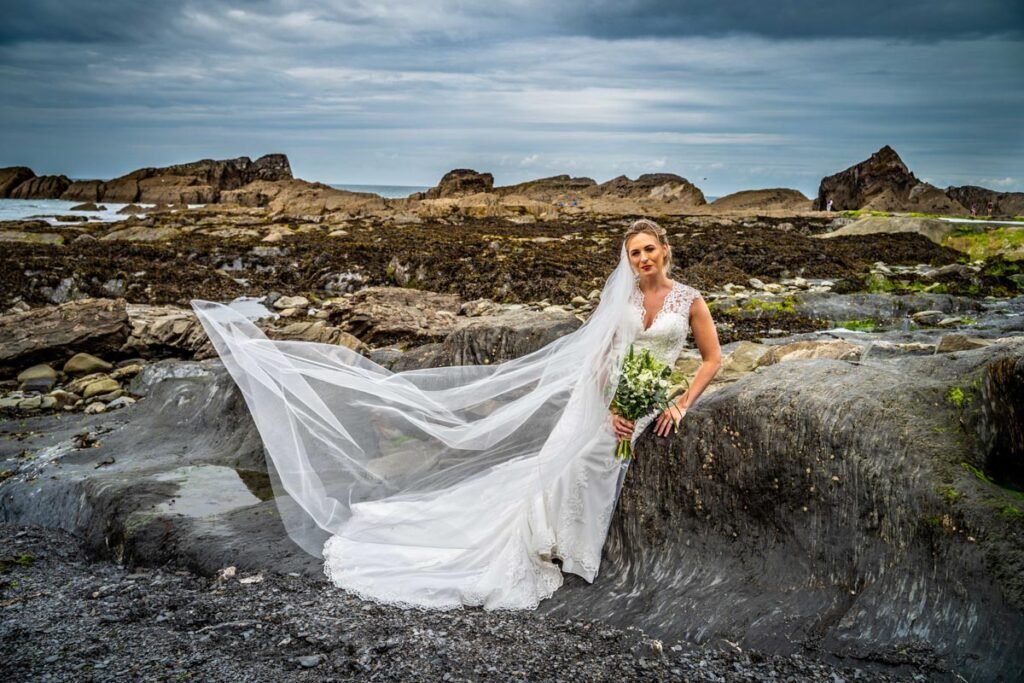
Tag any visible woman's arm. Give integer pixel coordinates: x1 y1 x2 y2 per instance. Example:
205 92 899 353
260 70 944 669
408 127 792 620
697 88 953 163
654 296 722 437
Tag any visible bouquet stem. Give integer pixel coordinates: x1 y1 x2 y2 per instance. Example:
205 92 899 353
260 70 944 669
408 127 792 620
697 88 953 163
616 438 634 461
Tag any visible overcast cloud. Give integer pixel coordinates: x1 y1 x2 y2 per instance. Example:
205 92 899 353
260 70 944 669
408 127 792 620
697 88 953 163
1 0 1022 195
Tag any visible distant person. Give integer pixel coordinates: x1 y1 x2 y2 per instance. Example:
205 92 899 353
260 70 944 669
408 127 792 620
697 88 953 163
826 198 834 212
987 202 995 216
970 205 977 217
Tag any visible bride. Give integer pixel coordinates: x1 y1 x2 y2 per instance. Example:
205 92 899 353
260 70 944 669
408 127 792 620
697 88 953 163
192 218 721 610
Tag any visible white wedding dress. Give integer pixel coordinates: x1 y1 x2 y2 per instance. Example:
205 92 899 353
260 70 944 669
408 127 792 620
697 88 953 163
192 248 702 611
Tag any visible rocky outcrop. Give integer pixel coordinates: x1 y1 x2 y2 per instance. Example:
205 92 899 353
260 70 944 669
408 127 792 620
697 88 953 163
325 287 465 346
711 188 812 212
220 179 388 216
99 154 293 204
586 173 706 205
946 185 1024 217
816 215 956 244
0 167 36 197
493 175 598 201
416 169 495 199
815 146 967 214
0 299 130 376
542 340 1024 680
60 180 105 202
8 175 72 200
393 307 582 370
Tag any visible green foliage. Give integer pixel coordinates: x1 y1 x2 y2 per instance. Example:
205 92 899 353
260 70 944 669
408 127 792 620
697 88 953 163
841 209 891 218
865 273 897 293
946 386 968 409
611 344 673 459
836 319 879 332
999 504 1022 519
943 486 962 504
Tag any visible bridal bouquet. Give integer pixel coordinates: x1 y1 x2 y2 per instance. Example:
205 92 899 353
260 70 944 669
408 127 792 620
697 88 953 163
610 344 673 461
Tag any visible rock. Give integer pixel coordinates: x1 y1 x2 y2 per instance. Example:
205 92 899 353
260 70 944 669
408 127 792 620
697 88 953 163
420 169 495 199
0 299 129 377
17 364 57 392
106 396 137 410
100 226 180 242
718 341 771 381
710 189 812 212
83 401 106 414
99 154 293 205
395 307 581 370
65 372 110 396
756 340 862 367
936 334 992 353
297 655 323 669
61 180 106 202
45 389 80 409
814 146 967 213
110 364 144 380
748 278 766 290
122 304 211 358
63 353 114 376
911 310 947 326
116 204 147 215
946 185 1024 217
69 202 104 211
586 173 706 206
82 378 121 399
273 296 310 310
492 174 597 202
17 395 42 410
0 230 65 245
266 321 362 350
8 174 72 199
327 287 465 346
815 216 955 244
0 166 36 197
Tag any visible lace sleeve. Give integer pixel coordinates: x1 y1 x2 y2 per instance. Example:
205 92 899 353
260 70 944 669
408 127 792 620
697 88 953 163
667 282 701 319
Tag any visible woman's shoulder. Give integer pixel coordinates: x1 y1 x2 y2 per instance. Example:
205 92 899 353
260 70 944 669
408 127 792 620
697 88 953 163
670 280 703 300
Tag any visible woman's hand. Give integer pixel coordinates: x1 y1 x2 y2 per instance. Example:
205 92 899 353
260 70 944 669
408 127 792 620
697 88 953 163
654 399 687 437
610 412 636 440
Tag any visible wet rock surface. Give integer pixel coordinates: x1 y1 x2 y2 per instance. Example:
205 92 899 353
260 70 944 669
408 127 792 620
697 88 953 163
0 525 911 683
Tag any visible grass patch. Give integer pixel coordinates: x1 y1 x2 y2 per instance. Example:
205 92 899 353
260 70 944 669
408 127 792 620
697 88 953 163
841 209 891 218
836 319 880 332
942 226 1024 261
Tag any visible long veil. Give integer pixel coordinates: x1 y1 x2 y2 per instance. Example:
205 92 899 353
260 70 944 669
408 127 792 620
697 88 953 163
190 244 639 573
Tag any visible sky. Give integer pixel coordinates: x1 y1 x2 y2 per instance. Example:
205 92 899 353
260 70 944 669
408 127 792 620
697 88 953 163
1 1 1023 197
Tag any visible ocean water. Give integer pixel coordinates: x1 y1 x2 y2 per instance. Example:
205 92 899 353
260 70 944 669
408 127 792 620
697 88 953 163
0 198 160 223
329 183 430 198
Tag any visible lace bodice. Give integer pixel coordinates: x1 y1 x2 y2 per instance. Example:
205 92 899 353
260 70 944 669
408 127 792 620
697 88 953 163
628 279 702 367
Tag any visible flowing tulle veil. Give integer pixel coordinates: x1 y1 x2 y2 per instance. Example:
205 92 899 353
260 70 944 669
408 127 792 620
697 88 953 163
191 244 639 600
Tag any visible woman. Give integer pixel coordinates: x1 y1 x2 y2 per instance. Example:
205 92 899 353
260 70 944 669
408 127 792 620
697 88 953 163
192 218 720 610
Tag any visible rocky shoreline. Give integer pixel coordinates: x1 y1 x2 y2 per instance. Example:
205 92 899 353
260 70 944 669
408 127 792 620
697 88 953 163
1 146 1023 681
0 524 922 682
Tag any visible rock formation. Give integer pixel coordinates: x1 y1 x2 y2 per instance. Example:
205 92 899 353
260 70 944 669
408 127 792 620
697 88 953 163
415 169 495 199
7 174 72 200
946 185 1024 217
815 146 967 214
0 167 36 197
711 188 812 211
493 175 597 201
586 173 706 205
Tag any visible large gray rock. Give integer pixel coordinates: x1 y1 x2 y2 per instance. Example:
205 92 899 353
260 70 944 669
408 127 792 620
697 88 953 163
393 307 582 370
0 299 129 377
1 343 1022 680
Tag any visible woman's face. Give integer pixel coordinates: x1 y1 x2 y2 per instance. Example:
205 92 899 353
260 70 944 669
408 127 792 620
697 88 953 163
626 232 668 276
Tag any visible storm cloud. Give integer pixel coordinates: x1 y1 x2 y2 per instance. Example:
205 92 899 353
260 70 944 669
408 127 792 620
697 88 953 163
1 0 1022 194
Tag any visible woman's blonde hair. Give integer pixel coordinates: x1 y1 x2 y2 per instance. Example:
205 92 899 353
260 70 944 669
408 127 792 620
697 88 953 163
623 218 672 275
